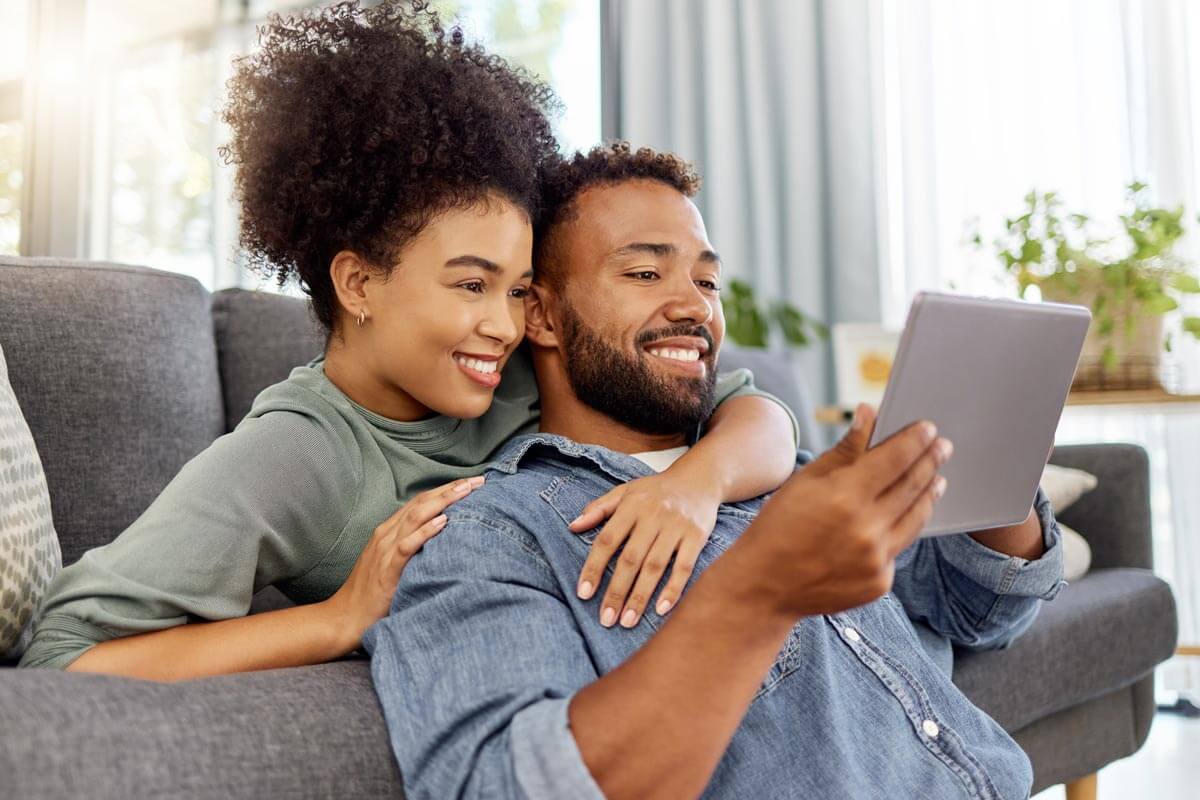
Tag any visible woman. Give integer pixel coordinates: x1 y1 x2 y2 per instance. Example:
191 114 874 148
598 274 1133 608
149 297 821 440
19 0 797 680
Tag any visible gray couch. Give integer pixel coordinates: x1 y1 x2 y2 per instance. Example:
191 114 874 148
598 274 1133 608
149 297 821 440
0 257 1179 798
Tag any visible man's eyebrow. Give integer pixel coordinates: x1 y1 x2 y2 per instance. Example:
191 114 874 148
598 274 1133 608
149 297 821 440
609 242 675 260
607 242 721 265
445 256 534 278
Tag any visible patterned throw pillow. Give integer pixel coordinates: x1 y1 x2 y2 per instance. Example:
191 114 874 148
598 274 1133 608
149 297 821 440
0 342 62 657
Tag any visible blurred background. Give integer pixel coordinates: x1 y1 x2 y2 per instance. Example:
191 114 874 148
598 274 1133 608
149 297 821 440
2 1 1198 790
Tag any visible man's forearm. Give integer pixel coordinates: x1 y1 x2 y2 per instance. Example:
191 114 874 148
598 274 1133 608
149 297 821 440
569 536 795 800
968 507 1044 560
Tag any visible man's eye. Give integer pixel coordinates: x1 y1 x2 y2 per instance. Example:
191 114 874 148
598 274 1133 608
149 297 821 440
696 280 721 292
459 280 486 294
629 271 659 281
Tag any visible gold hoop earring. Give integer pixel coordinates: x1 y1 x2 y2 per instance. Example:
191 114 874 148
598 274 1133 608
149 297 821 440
357 310 366 327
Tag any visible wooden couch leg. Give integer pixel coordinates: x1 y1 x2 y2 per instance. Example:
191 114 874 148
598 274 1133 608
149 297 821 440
1064 772 1098 800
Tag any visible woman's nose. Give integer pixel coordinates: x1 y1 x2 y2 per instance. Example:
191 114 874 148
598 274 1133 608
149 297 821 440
478 299 521 345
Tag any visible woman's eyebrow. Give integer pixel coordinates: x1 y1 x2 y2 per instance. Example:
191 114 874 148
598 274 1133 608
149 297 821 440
444 256 532 277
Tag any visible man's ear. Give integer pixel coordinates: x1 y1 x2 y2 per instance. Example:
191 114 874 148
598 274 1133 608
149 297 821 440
329 250 372 323
524 283 561 348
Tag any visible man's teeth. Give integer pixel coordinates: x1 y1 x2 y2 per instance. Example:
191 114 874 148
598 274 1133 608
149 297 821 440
647 347 701 363
455 356 498 374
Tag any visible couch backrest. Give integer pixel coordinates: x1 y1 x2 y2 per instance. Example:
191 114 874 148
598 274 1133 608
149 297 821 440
0 258 819 566
0 258 225 566
212 289 325 432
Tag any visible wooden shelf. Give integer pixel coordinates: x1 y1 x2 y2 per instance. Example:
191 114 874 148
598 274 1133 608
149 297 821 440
815 390 1200 423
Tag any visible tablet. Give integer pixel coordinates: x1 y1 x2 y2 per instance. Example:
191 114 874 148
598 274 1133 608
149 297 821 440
867 291 1091 537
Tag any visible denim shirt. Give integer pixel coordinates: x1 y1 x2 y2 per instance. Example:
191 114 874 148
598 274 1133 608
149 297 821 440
364 434 1065 800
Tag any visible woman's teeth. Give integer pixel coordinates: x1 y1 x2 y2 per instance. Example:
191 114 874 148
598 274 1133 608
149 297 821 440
455 356 498 374
647 347 701 363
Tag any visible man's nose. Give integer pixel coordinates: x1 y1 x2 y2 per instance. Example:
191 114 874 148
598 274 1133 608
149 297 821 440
663 277 713 325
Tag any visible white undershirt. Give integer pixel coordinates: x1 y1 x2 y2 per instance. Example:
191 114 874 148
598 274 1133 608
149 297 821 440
629 445 691 473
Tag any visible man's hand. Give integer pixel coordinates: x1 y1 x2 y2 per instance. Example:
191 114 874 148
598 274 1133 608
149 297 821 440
740 410 953 619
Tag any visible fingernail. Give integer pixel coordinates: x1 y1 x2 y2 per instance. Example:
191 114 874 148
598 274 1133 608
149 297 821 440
921 422 937 442
656 598 673 615
434 514 448 527
620 609 638 628
601 607 617 627
934 476 947 498
850 405 862 431
577 580 593 600
937 439 954 461
453 481 471 493
470 475 486 486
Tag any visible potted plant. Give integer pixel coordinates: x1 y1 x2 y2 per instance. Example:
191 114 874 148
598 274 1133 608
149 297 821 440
980 183 1200 390
720 278 828 349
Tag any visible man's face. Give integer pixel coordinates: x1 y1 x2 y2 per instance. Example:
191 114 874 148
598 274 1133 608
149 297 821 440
546 179 725 436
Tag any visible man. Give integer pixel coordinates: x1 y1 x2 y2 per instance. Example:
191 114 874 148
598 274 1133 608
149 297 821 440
363 143 1064 799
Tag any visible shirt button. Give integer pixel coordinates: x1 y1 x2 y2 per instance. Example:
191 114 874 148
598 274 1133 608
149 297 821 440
843 626 861 642
922 719 940 738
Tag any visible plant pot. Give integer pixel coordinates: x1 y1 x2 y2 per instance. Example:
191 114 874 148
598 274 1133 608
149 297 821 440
1040 283 1164 391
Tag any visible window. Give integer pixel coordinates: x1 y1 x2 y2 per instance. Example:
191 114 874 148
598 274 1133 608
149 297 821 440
76 0 601 289
0 0 26 256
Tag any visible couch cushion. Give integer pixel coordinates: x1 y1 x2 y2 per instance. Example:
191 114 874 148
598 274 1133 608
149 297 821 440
0 258 225 565
953 568 1177 731
212 289 324 433
0 658 404 799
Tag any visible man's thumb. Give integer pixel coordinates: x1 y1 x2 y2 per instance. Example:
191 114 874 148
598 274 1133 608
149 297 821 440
838 403 876 456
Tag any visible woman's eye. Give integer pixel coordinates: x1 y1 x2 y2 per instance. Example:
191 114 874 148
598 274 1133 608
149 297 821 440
510 286 530 299
629 271 659 281
696 280 721 292
459 280 486 294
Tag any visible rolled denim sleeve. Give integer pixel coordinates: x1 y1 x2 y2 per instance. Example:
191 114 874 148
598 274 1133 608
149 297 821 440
892 487 1066 651
362 512 604 800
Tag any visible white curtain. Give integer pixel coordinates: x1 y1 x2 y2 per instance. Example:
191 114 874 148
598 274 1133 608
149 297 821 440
878 0 1200 695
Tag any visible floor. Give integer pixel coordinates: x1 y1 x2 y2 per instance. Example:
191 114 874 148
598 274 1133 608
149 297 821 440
1031 712 1199 799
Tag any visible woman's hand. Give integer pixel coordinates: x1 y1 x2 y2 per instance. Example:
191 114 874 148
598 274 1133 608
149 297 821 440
569 474 720 628
323 475 485 650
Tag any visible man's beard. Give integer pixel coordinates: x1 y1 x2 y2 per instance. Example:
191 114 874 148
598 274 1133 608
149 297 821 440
558 304 718 436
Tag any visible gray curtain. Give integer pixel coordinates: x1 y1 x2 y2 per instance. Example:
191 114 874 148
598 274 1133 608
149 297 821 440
613 0 881 408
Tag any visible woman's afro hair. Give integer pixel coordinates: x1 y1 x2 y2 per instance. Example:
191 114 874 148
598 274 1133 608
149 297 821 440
220 0 561 333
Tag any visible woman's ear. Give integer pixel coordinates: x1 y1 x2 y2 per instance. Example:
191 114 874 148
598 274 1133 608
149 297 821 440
524 284 560 348
329 250 372 323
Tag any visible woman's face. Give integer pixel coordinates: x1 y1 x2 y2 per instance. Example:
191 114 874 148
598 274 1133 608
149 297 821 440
356 197 534 420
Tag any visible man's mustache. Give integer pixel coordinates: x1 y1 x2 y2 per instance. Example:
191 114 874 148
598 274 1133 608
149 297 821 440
636 324 715 355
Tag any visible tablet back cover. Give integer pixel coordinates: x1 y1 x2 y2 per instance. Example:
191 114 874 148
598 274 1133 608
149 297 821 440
868 292 1091 536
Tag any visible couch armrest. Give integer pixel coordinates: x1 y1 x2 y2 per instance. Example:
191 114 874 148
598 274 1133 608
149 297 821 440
1049 443 1152 571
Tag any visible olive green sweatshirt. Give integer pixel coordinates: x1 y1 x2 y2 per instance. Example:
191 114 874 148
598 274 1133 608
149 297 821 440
19 349 794 670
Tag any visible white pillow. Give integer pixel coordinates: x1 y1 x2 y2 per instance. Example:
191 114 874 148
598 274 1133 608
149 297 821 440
0 343 62 658
1041 464 1099 582
1041 464 1099 512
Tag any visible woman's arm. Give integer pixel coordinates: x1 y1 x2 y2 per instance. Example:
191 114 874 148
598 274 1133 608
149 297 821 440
670 393 797 502
67 600 354 681
571 391 798 628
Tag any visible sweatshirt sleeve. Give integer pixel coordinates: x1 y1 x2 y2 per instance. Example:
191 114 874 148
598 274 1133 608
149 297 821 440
17 410 362 670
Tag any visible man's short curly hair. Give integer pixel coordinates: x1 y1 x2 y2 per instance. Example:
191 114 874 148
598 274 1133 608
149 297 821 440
220 0 561 334
534 141 701 289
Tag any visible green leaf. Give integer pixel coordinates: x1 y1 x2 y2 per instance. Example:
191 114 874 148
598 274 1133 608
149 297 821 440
1141 294 1178 314
1170 274 1200 293
1098 316 1115 336
1183 316 1200 338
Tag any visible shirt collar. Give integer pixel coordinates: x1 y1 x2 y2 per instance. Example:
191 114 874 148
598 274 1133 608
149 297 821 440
488 432 664 485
